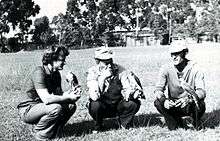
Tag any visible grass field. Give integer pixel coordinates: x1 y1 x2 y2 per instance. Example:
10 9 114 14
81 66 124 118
1 42 220 141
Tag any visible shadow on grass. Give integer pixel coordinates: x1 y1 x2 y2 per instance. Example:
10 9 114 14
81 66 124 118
201 109 220 128
63 109 220 138
64 113 163 137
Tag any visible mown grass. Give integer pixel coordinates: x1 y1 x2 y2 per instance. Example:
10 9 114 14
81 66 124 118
0 42 220 141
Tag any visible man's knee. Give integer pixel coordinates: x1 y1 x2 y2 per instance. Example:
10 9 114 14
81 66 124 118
119 100 140 114
154 99 164 109
127 100 140 111
47 104 63 117
89 100 102 113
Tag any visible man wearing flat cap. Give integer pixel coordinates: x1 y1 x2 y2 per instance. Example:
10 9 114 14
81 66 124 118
87 47 144 132
154 41 206 130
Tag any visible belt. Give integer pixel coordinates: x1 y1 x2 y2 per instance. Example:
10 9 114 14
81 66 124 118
17 100 40 109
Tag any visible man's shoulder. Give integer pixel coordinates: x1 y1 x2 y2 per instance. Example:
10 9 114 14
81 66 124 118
188 60 204 73
32 66 44 74
88 65 99 73
114 63 126 74
159 63 173 71
87 65 100 80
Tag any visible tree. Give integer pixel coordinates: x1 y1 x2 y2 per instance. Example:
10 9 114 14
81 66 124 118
8 37 20 52
181 0 220 42
53 0 220 47
140 0 201 44
32 16 57 48
63 0 142 47
52 13 69 45
0 0 40 45
195 0 220 41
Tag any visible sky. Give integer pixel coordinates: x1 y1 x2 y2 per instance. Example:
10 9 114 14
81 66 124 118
33 0 68 20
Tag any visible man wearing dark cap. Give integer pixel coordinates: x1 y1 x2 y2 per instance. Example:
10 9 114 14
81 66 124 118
87 47 145 133
17 46 81 140
154 41 206 130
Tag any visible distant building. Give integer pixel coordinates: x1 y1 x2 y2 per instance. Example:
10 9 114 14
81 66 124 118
110 27 158 47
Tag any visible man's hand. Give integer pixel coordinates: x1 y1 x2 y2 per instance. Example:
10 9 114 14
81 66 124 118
174 96 192 108
164 99 176 109
179 78 200 109
68 89 81 102
100 65 113 80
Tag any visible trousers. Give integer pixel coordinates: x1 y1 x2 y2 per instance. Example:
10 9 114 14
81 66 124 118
88 99 140 130
18 103 76 139
154 98 206 130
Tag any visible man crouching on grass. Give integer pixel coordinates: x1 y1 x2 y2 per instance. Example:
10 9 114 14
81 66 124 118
154 41 206 130
17 46 81 140
87 47 145 133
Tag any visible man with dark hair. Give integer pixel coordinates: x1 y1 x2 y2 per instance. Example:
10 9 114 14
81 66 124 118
87 47 145 133
154 41 206 130
17 46 81 140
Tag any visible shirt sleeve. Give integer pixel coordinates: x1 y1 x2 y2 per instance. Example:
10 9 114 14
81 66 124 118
119 70 144 99
155 66 167 93
194 69 206 99
119 71 132 96
32 67 46 89
86 67 100 101
195 70 205 90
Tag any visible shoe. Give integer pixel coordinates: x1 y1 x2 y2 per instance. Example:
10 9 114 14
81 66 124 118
92 130 98 134
158 117 166 127
120 124 126 130
33 130 49 141
116 117 129 129
193 120 203 130
185 117 194 129
30 126 46 140
92 124 104 133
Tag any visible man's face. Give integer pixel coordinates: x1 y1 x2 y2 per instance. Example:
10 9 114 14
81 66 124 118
99 59 113 71
53 56 66 70
171 51 185 66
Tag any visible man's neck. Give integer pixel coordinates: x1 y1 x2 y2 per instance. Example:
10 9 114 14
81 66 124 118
175 59 188 72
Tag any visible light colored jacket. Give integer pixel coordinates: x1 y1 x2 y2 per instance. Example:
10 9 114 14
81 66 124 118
155 60 206 100
87 64 144 101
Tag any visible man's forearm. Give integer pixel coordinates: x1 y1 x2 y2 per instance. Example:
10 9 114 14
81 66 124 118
45 95 73 105
154 90 166 102
87 80 100 101
98 76 106 93
196 88 206 100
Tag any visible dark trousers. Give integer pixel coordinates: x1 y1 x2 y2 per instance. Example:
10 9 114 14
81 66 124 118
154 99 206 130
89 99 140 130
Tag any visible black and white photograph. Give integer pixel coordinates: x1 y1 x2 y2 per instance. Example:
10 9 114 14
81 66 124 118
1 0 220 140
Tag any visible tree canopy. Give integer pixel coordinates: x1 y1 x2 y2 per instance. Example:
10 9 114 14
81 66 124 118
2 0 220 51
32 16 57 47
0 0 40 49
0 0 40 33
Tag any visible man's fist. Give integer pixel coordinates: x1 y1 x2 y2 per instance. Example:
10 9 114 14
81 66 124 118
174 96 193 108
164 99 176 109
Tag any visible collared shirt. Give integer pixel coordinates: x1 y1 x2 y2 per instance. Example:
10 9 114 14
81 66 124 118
155 60 206 99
